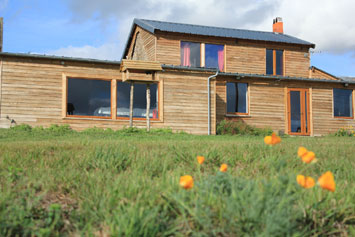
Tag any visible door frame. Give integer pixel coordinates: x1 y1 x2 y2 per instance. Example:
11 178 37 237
287 88 310 136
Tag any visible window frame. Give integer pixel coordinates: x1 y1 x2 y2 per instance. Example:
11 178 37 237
266 49 284 76
62 74 161 121
225 81 250 116
180 40 225 71
332 88 354 119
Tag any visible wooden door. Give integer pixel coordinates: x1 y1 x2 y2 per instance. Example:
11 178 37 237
287 88 310 135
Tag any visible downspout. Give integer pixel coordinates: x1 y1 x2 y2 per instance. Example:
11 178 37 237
208 70 219 135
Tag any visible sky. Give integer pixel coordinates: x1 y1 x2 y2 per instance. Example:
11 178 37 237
0 0 354 77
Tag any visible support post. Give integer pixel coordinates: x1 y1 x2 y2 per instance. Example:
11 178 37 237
146 84 151 132
129 82 134 127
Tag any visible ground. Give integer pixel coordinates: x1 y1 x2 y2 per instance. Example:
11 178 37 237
0 127 354 236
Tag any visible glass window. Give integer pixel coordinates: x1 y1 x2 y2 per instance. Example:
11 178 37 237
226 82 248 114
181 41 200 67
266 49 283 75
333 89 353 117
117 82 158 119
266 49 273 75
67 78 111 117
205 44 224 71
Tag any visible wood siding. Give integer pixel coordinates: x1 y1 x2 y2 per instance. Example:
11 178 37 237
127 26 156 61
0 56 216 135
310 67 339 80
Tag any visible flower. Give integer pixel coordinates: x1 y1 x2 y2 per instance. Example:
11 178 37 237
220 164 228 172
197 156 205 165
297 147 317 164
264 133 281 145
179 175 194 189
318 171 335 192
297 175 315 189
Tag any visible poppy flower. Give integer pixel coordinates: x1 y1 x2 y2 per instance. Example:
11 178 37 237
197 156 205 165
297 147 317 164
220 164 228 172
264 133 281 145
179 175 194 189
296 175 315 189
318 171 335 192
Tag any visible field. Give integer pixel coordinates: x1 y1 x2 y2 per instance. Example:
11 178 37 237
0 127 354 236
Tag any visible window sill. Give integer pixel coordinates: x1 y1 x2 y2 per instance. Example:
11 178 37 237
333 116 354 120
63 117 163 123
225 114 251 118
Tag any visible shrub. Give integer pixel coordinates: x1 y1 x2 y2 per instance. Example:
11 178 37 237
217 120 273 136
332 126 355 137
10 124 32 132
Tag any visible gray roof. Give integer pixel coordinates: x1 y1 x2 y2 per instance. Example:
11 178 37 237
134 18 315 47
341 77 355 82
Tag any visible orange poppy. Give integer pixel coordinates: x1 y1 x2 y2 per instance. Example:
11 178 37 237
297 147 317 164
197 156 205 165
179 175 194 189
264 133 281 145
318 171 335 192
296 175 315 189
220 164 228 172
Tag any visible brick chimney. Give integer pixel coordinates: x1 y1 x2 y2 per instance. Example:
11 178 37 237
273 17 283 34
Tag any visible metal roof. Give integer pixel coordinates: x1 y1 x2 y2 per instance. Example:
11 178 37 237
134 18 315 48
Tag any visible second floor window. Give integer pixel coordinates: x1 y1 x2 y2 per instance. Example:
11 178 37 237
205 44 224 71
266 49 284 76
181 41 200 67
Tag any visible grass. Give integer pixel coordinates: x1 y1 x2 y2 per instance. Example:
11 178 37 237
0 127 354 236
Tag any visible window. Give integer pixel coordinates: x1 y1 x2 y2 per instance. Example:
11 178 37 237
266 49 283 76
226 82 248 114
117 82 158 119
333 88 353 118
67 78 111 117
181 41 200 67
205 44 224 71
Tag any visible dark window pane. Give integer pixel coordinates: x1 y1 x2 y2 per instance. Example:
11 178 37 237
276 50 283 75
334 89 353 117
266 49 273 75
181 41 200 67
67 78 111 117
205 44 224 71
290 91 301 133
117 82 158 118
226 82 248 113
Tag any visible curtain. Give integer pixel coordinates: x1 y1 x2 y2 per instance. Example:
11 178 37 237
218 49 224 71
183 45 191 67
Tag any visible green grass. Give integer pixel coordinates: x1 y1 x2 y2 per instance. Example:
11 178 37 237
0 128 354 236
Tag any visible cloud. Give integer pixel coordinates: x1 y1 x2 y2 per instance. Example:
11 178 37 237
51 0 355 60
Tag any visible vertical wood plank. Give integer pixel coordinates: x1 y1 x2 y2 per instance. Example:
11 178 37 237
201 43 205 67
112 79 117 120
61 74 67 118
146 84 150 131
129 82 134 127
0 60 2 118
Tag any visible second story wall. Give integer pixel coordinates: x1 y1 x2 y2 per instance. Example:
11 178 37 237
153 31 311 78
126 26 156 61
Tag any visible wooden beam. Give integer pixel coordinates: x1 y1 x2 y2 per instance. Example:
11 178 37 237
112 80 117 120
61 74 67 118
146 84 150 132
129 82 134 127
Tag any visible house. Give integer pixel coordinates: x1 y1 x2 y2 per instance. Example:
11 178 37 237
0 18 354 135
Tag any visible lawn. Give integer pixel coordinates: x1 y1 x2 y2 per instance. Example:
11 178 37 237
0 127 354 236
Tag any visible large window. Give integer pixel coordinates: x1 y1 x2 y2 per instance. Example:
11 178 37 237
205 44 224 71
67 78 111 117
117 82 158 119
226 82 248 114
333 89 353 118
181 41 200 67
266 49 283 76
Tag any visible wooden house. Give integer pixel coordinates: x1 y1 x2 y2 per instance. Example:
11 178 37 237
0 17 354 135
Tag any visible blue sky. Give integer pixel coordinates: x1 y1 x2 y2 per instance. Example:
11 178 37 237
1 0 354 77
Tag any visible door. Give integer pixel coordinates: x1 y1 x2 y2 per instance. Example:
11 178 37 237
287 88 310 135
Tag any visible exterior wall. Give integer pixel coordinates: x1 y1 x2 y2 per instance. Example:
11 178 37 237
216 77 355 136
127 26 156 61
0 56 216 135
154 32 311 77
310 67 339 80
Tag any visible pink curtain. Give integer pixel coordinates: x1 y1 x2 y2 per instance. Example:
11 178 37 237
218 49 224 71
183 46 191 67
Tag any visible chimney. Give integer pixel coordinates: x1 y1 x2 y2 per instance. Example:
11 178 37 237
0 17 3 52
273 17 283 34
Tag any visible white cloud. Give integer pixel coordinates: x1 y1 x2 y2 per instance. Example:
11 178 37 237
50 0 355 60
